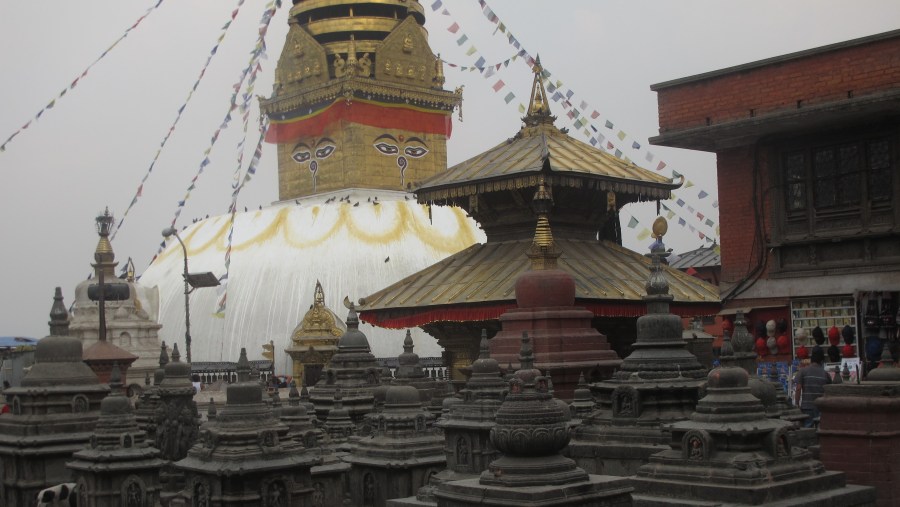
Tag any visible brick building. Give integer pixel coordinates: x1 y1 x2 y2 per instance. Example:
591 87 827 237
650 29 900 365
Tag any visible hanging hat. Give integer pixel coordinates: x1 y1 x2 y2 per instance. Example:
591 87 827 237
827 326 841 346
795 328 809 346
812 326 826 345
776 318 788 335
827 344 841 363
841 343 855 358
841 325 855 345
796 345 809 360
864 298 880 329
777 334 791 355
881 297 896 329
755 321 768 338
755 337 768 357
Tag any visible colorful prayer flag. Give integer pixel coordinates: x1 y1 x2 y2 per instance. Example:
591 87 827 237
492 79 505 92
627 216 639 228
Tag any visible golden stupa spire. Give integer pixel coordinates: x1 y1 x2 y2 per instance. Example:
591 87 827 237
523 55 555 126
526 176 560 270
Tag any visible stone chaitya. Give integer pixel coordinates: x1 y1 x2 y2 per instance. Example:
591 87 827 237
488 176 621 401
174 348 322 506
0 288 110 506
155 343 201 505
566 218 707 476
310 303 381 426
434 335 633 507
391 330 439 403
134 342 169 445
630 365 876 506
155 343 200 462
389 330 507 507
68 363 165 507
720 312 813 448
347 385 445 506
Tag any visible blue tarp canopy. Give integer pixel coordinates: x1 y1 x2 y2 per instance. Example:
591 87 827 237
0 337 38 348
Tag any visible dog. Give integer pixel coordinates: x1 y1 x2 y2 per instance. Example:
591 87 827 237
36 482 77 506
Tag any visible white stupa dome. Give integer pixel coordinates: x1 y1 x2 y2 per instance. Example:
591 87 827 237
138 189 484 371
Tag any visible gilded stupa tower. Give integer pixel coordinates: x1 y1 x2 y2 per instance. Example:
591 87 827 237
262 0 461 200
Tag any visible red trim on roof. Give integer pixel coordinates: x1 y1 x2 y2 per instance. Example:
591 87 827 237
360 301 722 329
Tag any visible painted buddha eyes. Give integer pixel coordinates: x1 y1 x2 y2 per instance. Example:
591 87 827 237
315 145 335 159
292 139 336 164
291 138 337 192
374 142 400 155
404 146 428 158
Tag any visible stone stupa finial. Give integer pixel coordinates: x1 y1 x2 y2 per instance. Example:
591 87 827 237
236 347 251 382
645 217 671 298
48 286 70 337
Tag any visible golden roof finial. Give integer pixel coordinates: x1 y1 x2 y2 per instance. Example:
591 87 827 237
652 216 668 241
523 55 555 127
527 176 560 270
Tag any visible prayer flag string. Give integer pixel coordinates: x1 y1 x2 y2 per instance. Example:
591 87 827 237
0 0 165 154
152 0 281 265
112 0 247 241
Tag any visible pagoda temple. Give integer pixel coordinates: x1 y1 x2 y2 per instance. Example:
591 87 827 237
359 59 720 379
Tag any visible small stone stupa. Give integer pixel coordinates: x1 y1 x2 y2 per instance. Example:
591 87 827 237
434 334 633 506
310 303 381 425
285 280 345 387
630 365 876 506
347 385 445 506
489 177 622 400
390 330 508 506
391 330 439 402
134 342 169 445
0 288 110 506
174 348 321 506
71 208 155 384
68 363 165 507
567 218 706 476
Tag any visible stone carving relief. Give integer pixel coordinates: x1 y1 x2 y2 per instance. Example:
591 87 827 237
122 476 145 507
72 394 89 414
312 482 325 507
611 385 640 418
681 429 712 461
263 479 287 507
193 479 210 507
456 437 470 467
363 473 376 506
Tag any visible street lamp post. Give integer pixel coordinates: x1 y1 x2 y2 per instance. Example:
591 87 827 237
162 227 219 364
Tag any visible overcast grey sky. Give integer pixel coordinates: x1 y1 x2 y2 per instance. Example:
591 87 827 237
1 0 898 340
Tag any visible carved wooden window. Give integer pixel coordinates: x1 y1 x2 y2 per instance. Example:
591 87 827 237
780 135 895 236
